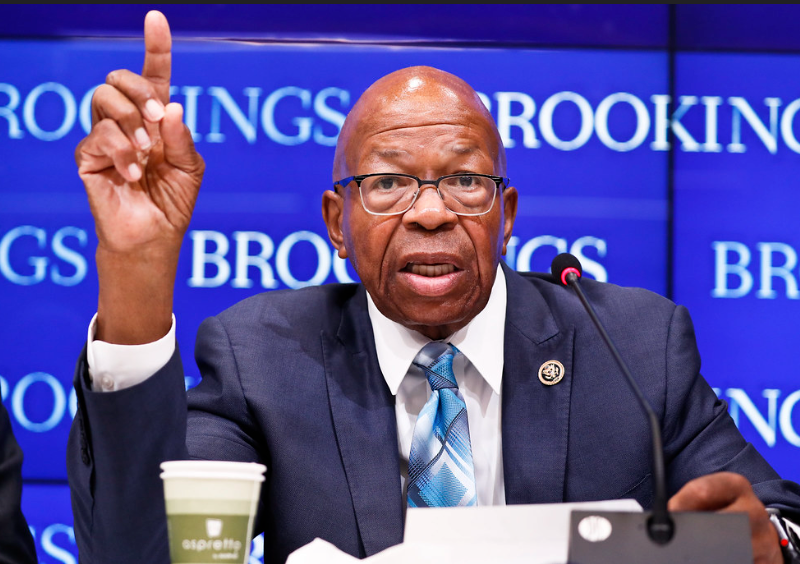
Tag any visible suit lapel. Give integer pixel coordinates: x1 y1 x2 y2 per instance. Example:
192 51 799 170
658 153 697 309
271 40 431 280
502 265 575 504
321 286 404 557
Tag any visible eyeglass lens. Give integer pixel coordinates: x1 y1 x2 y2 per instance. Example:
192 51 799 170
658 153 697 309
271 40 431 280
361 175 496 215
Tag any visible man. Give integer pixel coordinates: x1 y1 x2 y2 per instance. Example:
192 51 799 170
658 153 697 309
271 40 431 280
68 10 800 564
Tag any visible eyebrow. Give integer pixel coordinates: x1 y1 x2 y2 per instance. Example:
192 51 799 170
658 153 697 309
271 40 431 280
450 144 479 155
370 148 409 159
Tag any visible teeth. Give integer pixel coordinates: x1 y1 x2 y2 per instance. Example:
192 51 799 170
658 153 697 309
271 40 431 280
409 263 455 277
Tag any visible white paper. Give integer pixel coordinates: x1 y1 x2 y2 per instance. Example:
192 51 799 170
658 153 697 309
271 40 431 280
285 538 360 564
286 499 642 564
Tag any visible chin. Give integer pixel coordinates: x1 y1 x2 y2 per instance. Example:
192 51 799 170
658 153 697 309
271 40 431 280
397 303 474 336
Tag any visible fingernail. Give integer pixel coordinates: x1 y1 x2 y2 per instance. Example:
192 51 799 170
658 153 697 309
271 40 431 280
134 127 151 150
128 163 142 181
145 99 165 121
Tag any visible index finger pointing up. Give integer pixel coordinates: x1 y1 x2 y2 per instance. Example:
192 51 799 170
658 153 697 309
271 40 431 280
142 10 172 105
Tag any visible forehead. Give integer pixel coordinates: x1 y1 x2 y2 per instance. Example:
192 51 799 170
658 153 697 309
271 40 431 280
355 122 495 173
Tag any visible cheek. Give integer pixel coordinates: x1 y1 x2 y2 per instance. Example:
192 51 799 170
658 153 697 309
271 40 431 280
465 220 503 270
343 215 398 281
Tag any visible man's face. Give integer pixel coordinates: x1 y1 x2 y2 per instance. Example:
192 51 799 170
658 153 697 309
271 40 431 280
323 69 517 340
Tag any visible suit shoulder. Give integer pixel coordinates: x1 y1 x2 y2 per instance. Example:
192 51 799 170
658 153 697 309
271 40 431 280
513 270 678 326
211 283 360 334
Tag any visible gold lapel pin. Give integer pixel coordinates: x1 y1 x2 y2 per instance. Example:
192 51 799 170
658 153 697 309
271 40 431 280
538 360 565 386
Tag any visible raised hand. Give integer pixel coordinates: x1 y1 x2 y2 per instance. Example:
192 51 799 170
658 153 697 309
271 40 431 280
75 11 204 344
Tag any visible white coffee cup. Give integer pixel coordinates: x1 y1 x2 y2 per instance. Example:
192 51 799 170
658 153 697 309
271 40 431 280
161 460 266 564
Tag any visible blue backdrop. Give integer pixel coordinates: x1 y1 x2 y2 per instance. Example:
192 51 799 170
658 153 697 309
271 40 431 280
1 5 799 563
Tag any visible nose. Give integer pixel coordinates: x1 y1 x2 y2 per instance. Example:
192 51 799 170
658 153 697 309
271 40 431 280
401 183 458 230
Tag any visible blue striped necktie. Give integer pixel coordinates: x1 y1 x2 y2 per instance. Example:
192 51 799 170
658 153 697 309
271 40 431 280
407 342 477 508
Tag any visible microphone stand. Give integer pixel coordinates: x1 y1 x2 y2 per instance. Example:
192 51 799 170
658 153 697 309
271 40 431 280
563 269 673 545
552 255 753 564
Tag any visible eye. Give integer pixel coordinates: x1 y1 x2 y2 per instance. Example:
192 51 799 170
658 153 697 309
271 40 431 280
372 175 402 191
458 175 477 187
450 175 485 191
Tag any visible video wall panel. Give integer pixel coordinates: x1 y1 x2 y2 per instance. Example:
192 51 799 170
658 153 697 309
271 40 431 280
0 5 669 47
673 52 800 481
0 39 668 482
2 22 799 561
21 484 76 564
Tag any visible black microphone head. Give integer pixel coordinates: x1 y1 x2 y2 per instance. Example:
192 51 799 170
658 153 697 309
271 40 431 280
551 253 583 286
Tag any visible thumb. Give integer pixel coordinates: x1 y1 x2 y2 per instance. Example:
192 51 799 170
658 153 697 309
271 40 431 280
668 472 750 512
160 102 201 172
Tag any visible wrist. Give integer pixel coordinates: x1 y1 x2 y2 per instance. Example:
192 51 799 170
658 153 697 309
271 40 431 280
95 244 179 344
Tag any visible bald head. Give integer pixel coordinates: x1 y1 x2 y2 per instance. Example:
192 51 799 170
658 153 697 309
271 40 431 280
333 66 506 180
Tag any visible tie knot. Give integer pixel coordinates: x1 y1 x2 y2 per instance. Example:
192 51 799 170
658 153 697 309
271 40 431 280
413 342 458 391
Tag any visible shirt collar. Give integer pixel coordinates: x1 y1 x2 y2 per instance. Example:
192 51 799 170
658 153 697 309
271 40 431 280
366 265 507 396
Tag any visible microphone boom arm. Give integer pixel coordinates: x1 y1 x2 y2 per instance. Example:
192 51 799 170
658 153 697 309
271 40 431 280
564 270 674 544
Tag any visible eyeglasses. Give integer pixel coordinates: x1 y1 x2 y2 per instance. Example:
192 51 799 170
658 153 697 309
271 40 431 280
333 173 510 216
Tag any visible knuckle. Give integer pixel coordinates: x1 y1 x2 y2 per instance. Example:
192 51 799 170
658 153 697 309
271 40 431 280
139 83 158 104
93 118 116 135
90 84 113 112
732 473 751 489
119 104 141 125
93 120 129 156
105 69 156 103
93 83 113 100
105 69 122 85
74 139 86 165
109 144 133 165
690 479 714 503
727 472 753 495
108 134 132 157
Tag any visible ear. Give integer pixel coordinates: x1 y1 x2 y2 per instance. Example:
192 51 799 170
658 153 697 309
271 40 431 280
322 189 348 259
501 186 518 255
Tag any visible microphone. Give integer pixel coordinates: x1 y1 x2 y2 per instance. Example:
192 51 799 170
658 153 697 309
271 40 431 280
552 253 752 564
551 253 672 544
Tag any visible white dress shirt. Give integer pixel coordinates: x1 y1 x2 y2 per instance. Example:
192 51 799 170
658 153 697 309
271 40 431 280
87 268 508 506
367 267 507 507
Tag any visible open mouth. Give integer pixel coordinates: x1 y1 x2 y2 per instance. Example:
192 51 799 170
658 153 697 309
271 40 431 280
404 263 458 277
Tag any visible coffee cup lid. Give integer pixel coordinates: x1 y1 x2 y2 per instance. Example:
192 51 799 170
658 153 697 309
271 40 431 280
160 460 266 481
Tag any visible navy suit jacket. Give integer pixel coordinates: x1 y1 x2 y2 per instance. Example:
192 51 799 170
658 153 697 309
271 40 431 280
68 266 800 564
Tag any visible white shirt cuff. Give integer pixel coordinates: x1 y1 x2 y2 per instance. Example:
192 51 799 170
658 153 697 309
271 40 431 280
86 313 177 392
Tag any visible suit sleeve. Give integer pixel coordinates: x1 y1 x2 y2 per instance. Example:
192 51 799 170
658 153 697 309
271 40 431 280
67 346 188 564
0 402 36 564
67 316 267 564
186 316 265 466
661 304 800 520
184 316 268 533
